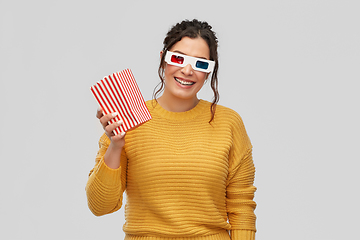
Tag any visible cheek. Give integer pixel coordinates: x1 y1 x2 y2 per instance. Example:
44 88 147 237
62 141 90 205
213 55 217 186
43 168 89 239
195 72 207 82
164 65 177 77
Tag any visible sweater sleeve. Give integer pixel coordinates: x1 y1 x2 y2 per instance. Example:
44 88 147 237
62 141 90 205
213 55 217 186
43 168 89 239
85 133 127 216
226 113 257 240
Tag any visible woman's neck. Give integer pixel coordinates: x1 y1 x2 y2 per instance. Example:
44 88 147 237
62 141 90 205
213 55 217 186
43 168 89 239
157 94 200 112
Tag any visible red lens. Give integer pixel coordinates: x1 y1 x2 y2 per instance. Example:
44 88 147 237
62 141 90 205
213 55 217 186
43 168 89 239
171 54 184 64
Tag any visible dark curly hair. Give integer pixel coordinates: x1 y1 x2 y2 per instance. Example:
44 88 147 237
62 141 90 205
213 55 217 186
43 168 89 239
154 19 219 123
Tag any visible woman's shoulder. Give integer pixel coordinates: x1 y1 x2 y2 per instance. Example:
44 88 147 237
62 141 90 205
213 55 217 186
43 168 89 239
145 99 156 109
213 102 243 122
208 101 248 132
215 103 239 115
213 102 252 148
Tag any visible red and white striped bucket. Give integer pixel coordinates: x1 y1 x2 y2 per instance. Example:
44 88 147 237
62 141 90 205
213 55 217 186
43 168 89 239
90 69 152 134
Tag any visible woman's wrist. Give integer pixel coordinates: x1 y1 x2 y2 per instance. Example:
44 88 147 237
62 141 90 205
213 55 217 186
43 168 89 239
104 142 123 169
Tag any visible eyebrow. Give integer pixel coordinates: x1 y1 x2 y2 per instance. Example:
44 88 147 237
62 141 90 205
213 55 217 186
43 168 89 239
172 50 209 60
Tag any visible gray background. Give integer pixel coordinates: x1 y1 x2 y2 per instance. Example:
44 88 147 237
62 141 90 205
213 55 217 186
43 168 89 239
1 0 359 239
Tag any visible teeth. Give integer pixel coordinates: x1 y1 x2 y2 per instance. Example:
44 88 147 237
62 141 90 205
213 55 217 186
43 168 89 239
175 77 195 85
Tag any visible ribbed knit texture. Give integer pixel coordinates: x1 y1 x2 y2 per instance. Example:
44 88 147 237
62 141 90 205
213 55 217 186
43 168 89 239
86 99 256 240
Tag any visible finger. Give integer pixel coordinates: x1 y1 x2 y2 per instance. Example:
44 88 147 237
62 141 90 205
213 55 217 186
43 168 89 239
111 132 126 141
104 119 123 134
96 108 103 119
100 112 119 127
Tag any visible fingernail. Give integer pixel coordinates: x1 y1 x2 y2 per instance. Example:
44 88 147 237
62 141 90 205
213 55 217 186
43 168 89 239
112 112 119 117
120 132 126 137
117 120 123 125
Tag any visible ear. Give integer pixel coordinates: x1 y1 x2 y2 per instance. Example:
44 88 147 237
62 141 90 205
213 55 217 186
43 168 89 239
160 51 167 70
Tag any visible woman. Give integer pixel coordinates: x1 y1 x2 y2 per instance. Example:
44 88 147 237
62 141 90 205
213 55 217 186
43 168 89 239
86 19 257 240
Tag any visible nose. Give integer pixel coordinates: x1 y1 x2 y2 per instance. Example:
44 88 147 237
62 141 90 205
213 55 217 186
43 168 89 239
181 64 194 75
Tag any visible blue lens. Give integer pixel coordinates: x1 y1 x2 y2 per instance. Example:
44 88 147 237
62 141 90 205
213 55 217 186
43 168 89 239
195 60 209 69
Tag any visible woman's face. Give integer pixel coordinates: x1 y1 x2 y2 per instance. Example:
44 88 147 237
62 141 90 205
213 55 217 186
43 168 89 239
162 37 210 102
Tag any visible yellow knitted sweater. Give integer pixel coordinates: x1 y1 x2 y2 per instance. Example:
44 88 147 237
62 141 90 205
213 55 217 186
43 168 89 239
86 99 256 240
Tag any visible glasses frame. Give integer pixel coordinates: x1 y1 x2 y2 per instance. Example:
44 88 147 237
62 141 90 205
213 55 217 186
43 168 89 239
164 51 215 73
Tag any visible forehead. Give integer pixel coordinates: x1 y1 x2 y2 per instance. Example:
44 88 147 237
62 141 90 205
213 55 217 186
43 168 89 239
169 37 210 59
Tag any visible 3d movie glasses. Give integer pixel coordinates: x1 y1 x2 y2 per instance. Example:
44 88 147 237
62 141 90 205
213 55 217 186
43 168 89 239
165 51 215 73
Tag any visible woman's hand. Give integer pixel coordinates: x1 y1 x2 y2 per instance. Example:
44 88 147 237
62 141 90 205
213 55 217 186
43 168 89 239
96 108 126 149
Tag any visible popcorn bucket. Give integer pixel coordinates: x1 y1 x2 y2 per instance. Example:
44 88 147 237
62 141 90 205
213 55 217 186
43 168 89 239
90 69 152 134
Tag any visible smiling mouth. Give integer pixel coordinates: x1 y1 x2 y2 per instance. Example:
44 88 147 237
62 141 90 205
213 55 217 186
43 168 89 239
174 77 195 86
